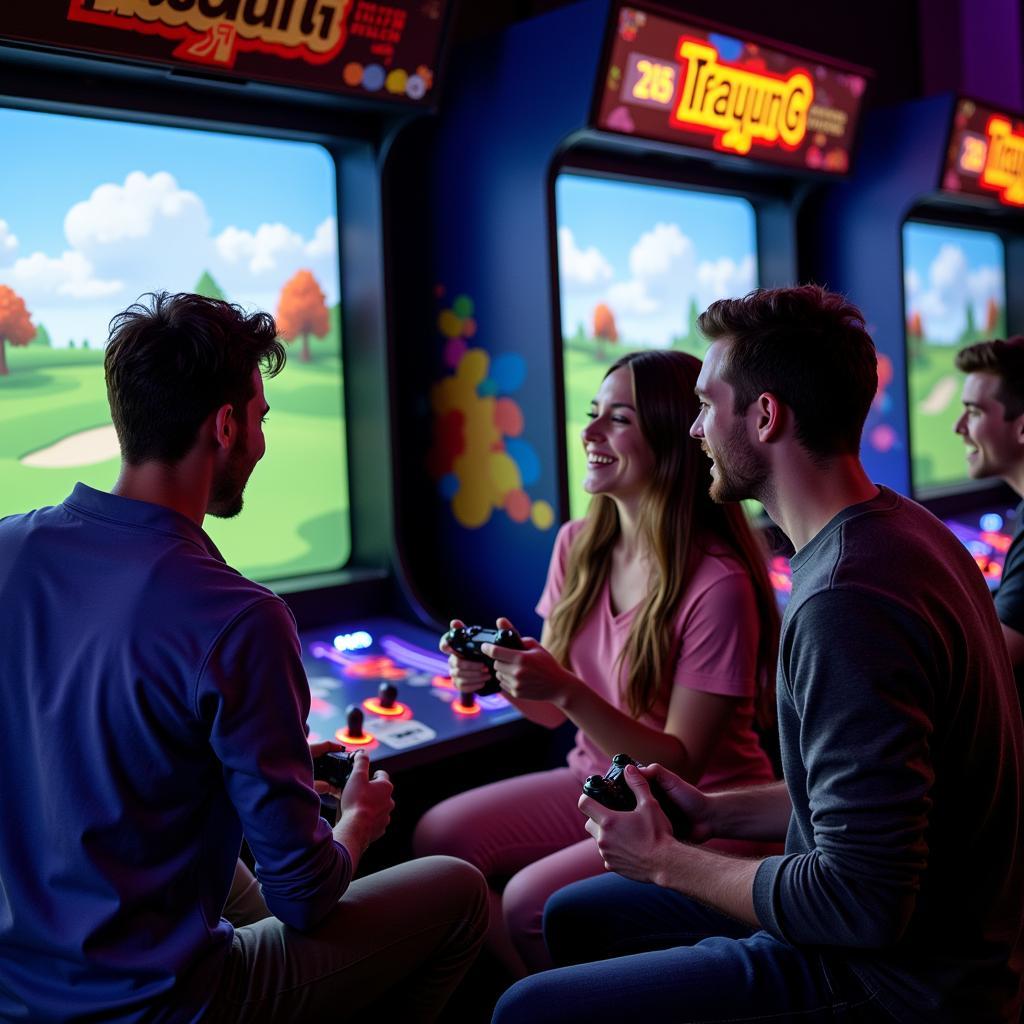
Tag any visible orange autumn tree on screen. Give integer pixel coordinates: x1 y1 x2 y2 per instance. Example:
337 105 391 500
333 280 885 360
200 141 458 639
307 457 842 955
592 302 619 360
0 285 34 377
277 269 329 363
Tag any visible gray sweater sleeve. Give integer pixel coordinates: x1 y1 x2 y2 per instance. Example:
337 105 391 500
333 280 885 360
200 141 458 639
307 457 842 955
753 589 934 948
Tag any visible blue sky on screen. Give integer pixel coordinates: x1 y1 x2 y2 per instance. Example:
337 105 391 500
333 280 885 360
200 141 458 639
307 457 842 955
902 221 1005 344
555 174 757 348
0 107 338 347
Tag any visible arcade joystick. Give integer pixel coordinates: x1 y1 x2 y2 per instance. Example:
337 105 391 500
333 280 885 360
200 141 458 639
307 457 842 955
347 704 364 737
362 681 410 718
335 703 377 747
453 689 482 716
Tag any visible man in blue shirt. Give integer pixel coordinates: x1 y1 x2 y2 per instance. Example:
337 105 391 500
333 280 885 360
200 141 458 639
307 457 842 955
0 292 487 1022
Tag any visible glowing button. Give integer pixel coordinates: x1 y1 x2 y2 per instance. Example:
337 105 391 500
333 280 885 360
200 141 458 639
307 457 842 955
334 631 373 652
980 513 1005 533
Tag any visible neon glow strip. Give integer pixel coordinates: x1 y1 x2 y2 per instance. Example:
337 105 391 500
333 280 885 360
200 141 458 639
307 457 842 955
380 635 449 675
310 641 357 666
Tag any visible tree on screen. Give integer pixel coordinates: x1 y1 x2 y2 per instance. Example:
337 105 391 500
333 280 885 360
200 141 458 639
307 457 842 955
194 271 227 301
0 285 34 376
277 269 329 363
593 302 618 359
906 310 923 364
985 297 1001 333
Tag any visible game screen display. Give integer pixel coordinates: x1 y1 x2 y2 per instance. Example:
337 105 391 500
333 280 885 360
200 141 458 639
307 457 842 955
903 220 1007 496
554 173 757 520
0 107 350 582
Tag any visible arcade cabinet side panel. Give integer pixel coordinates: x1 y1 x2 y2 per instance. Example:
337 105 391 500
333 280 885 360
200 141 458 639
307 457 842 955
403 0 612 630
813 95 958 497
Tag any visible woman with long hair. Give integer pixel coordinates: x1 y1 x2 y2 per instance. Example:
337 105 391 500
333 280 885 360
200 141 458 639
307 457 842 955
413 349 781 977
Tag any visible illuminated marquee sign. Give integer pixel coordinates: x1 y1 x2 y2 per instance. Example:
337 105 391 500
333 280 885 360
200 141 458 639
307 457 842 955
943 98 1024 208
0 0 450 105
596 6 866 173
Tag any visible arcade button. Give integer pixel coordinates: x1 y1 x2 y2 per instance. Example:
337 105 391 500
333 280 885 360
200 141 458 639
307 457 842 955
363 681 410 718
335 704 378 748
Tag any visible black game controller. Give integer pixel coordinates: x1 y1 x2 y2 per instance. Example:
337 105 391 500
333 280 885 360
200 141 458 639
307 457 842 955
583 753 690 836
313 749 356 790
442 624 525 696
313 749 358 827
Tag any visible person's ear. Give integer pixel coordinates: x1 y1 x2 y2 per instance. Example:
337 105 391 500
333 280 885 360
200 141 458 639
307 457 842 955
1014 411 1024 447
754 392 784 443
212 404 234 451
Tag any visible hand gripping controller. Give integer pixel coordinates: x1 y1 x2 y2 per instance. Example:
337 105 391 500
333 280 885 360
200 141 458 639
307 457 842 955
313 749 358 827
583 753 690 836
313 749 356 790
442 624 525 696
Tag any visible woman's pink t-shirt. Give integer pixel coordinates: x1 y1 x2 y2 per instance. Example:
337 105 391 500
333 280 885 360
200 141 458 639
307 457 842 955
536 519 775 792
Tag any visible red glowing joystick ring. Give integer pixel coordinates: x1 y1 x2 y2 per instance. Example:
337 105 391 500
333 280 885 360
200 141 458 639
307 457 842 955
335 704 377 747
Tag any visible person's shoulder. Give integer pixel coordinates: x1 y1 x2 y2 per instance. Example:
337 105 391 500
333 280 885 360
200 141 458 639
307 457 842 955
690 536 754 586
553 517 587 554
155 545 291 629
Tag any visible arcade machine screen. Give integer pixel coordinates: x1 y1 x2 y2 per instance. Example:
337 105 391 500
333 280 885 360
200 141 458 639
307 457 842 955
902 219 1015 584
0 106 349 582
0 105 521 769
554 173 757 520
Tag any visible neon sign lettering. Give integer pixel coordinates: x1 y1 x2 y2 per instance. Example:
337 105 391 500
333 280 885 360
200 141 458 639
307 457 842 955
980 116 1024 207
670 38 813 156
70 0 350 65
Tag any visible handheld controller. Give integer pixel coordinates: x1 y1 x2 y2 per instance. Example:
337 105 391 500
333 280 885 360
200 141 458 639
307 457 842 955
313 749 356 790
442 624 525 696
583 753 690 836
313 748 358 827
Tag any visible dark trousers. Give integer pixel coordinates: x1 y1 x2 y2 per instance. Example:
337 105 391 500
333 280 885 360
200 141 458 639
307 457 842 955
492 872 891 1024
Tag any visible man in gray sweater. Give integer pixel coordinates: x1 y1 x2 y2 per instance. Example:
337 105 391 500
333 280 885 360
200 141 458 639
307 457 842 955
492 286 1024 1024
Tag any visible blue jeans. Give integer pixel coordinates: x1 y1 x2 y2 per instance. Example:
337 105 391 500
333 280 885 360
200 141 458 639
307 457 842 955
491 873 890 1024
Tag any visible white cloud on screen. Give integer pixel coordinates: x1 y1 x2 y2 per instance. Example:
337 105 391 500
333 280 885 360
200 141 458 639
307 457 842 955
0 171 339 347
560 221 756 348
910 243 1004 344
9 250 121 300
558 226 613 288
0 220 19 265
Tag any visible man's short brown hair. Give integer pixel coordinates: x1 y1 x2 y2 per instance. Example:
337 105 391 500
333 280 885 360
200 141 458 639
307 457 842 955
955 337 1024 420
104 292 285 465
698 285 878 458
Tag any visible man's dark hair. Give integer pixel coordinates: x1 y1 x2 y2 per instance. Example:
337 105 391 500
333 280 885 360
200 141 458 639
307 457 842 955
955 336 1024 420
697 284 878 458
104 292 286 465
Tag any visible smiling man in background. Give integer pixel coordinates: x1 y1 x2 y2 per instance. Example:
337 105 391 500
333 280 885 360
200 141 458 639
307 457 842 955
955 336 1024 689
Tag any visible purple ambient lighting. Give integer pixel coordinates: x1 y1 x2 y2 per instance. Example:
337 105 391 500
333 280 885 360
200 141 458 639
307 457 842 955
310 641 357 666
380 635 450 675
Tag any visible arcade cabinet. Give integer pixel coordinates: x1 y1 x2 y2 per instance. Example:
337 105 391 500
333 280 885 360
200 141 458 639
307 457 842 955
0 1 529 777
402 0 869 618
817 94 1024 586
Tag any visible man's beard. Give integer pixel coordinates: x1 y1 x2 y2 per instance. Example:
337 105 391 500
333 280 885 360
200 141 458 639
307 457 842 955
208 446 249 520
705 426 768 504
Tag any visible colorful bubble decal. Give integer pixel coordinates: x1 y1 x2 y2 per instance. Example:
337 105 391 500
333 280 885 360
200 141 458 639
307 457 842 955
341 61 433 100
428 291 555 531
866 350 900 455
